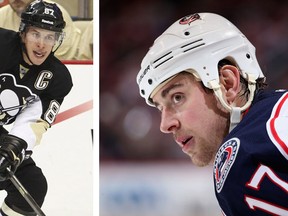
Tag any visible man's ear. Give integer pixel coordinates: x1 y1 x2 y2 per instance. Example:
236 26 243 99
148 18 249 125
219 65 241 104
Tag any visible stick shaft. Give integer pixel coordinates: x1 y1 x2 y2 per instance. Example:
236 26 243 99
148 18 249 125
7 168 46 216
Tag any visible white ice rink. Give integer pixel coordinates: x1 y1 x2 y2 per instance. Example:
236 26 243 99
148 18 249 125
0 63 94 215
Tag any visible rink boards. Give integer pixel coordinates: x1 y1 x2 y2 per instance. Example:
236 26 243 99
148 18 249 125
100 161 220 216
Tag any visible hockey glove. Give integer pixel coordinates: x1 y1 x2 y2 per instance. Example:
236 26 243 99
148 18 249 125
0 134 27 181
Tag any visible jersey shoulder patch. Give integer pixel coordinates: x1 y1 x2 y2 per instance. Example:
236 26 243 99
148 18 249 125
214 138 240 193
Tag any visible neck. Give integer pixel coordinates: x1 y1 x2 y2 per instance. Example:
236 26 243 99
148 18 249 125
22 50 33 65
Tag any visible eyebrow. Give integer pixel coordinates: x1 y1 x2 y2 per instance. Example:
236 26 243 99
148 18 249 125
152 82 183 106
29 28 55 36
161 83 183 97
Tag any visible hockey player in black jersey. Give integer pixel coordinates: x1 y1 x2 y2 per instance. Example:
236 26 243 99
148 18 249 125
137 13 288 215
0 0 72 215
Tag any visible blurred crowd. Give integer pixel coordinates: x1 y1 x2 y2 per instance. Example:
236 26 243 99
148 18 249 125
100 0 288 161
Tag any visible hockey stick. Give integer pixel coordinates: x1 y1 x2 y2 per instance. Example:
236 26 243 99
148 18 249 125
6 168 46 216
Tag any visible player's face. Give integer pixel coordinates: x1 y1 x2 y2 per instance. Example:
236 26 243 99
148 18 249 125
152 73 229 167
22 27 56 65
9 0 33 16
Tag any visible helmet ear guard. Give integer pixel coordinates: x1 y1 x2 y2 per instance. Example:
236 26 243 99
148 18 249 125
136 12 265 130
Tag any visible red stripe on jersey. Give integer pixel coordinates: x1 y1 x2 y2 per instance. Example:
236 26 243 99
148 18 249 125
269 93 288 155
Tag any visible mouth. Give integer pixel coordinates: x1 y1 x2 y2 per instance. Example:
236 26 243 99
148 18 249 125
175 136 193 148
33 51 46 58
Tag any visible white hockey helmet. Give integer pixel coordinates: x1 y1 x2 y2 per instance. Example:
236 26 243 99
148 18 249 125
136 13 264 107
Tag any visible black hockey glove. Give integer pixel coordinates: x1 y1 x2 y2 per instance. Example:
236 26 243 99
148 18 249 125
0 134 27 181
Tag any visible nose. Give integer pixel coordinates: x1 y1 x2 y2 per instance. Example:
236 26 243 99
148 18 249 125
160 109 179 134
36 37 45 48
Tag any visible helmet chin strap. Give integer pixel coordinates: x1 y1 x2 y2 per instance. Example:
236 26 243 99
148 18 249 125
209 73 257 132
51 35 64 54
21 42 34 65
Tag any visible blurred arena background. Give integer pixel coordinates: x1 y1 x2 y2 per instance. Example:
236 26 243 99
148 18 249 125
100 0 288 215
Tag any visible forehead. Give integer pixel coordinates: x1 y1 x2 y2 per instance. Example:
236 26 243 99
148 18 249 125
151 73 194 100
27 26 56 35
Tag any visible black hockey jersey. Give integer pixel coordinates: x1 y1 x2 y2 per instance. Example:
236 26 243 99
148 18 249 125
0 28 73 150
213 90 288 215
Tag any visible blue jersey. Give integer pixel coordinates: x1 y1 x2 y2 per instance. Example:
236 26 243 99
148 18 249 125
213 90 288 216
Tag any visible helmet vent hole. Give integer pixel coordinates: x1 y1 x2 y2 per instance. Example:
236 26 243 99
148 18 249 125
148 79 153 85
141 90 145 95
184 31 190 36
246 53 251 59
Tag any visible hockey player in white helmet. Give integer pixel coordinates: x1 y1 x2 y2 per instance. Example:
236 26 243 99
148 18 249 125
136 13 288 215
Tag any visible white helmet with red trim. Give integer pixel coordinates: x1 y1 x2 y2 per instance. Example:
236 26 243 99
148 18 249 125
136 13 265 130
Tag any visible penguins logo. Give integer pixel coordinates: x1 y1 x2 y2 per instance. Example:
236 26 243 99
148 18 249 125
0 74 36 124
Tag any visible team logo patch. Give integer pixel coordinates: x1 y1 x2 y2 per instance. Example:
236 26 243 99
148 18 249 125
179 13 200 25
214 138 240 193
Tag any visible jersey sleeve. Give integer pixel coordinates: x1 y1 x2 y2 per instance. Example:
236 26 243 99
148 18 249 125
266 92 288 160
40 65 73 126
8 97 49 151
